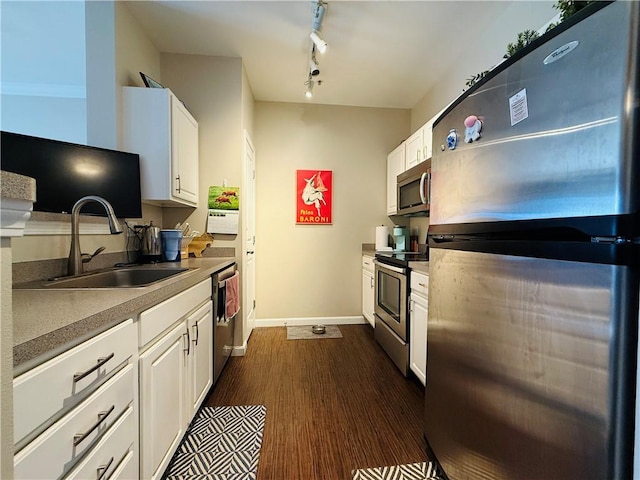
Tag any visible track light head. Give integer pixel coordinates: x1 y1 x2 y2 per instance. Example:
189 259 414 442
310 30 327 54
309 57 320 76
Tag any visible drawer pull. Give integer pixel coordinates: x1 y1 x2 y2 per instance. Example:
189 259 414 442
418 282 427 288
73 353 115 383
73 404 115 447
96 456 114 480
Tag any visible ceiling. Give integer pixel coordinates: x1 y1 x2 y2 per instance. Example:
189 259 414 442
124 1 557 109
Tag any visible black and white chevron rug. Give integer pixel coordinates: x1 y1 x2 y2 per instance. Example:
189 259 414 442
352 461 442 480
164 404 266 480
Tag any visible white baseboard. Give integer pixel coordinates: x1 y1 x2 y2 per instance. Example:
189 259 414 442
232 341 247 356
255 316 366 328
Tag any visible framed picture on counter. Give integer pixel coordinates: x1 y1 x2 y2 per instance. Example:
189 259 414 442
296 169 332 225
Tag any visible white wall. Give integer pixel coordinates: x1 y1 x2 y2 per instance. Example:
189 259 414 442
410 1 555 130
0 1 87 143
10 1 163 263
158 54 252 344
254 102 409 321
159 54 245 240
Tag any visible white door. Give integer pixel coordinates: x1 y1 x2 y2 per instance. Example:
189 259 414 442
242 130 256 345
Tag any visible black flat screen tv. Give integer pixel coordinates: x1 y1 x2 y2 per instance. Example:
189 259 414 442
1 131 142 218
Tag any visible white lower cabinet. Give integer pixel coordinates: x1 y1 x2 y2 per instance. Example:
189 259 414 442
139 322 189 480
409 270 429 385
13 320 138 480
14 365 136 479
362 255 375 327
187 301 214 418
13 278 215 480
138 279 213 480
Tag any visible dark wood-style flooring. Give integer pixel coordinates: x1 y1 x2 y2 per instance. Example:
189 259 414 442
205 324 428 479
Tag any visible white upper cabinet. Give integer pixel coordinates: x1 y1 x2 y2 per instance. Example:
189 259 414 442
122 87 199 208
386 142 405 215
405 120 434 170
405 128 424 170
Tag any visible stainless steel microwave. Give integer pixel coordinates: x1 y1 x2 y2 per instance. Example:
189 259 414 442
397 160 431 216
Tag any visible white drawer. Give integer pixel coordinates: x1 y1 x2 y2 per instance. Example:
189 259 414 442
108 449 138 480
14 319 135 446
410 271 429 297
139 279 211 347
64 404 136 480
362 255 374 273
14 365 134 480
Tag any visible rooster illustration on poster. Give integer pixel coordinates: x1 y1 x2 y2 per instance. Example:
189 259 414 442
296 170 332 224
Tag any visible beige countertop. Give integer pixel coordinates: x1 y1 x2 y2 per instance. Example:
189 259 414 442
410 261 429 274
13 257 234 374
1 170 36 202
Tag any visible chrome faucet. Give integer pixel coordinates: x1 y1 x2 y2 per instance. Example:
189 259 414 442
67 196 123 276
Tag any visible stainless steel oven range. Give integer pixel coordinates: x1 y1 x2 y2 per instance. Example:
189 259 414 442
374 251 427 376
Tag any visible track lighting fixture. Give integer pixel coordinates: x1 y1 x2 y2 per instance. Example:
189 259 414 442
304 1 327 98
310 30 327 54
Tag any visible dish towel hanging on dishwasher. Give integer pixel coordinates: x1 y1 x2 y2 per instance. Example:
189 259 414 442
225 270 240 320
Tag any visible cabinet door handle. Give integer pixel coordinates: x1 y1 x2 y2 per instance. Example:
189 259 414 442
370 277 374 288
96 456 114 480
192 323 199 346
73 353 115 383
183 330 191 355
423 145 427 160
416 149 420 162
176 175 181 193
73 405 115 446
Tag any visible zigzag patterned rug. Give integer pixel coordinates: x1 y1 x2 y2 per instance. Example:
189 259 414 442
164 404 266 480
352 461 442 480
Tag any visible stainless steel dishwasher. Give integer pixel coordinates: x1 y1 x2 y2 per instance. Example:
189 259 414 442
212 262 238 384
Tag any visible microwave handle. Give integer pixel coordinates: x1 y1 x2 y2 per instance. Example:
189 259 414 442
419 172 427 204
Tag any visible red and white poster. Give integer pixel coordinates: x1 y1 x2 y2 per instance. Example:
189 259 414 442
296 169 332 225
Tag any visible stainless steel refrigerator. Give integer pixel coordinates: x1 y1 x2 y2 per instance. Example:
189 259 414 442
424 2 639 479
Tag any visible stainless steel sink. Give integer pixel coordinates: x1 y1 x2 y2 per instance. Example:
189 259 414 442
36 266 190 289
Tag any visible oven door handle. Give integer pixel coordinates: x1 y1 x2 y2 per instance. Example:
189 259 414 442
373 260 406 274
